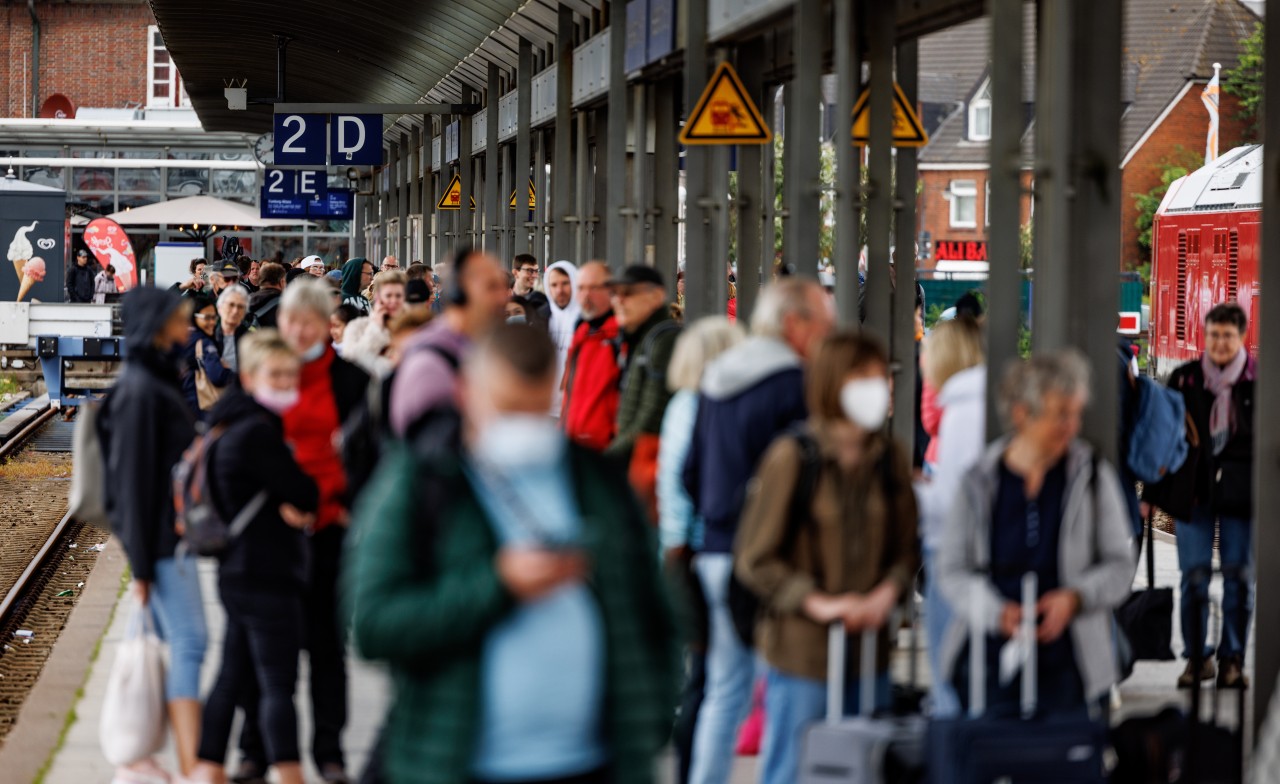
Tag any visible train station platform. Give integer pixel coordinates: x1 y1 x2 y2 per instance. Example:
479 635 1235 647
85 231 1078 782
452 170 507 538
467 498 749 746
27 529 1252 783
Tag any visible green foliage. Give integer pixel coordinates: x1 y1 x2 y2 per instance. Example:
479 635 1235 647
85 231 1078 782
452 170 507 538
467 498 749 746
1019 222 1034 270
1132 147 1203 255
1223 21 1264 141
0 375 18 397
1019 323 1032 359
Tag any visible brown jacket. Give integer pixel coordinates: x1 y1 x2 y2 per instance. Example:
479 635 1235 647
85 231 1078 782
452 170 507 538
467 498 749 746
734 423 920 681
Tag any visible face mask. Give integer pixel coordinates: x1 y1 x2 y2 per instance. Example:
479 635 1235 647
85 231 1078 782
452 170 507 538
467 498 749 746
839 377 890 431
506 314 527 325
474 414 564 469
298 341 326 363
254 386 299 415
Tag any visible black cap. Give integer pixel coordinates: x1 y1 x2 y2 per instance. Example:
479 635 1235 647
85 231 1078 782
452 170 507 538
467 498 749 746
606 264 665 290
76 248 88 256
210 260 240 277
405 279 431 304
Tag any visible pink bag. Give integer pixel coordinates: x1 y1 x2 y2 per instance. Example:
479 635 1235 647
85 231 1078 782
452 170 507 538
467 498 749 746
735 678 766 756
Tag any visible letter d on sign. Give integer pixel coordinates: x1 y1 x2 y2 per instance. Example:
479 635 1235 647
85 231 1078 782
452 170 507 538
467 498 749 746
329 114 383 166
338 116 365 161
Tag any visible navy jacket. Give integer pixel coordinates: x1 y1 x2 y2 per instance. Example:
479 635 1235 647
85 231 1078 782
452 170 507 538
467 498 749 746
207 388 319 590
180 330 233 420
683 336 807 554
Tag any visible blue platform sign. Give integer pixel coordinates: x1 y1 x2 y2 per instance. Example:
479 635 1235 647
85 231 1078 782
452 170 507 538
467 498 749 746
647 0 675 63
330 114 382 165
261 169 328 219
273 113 326 166
309 189 354 219
625 0 648 73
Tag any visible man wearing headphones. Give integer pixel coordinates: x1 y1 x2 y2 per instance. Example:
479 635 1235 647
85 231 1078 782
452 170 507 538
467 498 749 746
389 247 509 439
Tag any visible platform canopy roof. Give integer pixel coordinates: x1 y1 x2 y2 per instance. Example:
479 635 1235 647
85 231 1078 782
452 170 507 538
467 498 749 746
150 0 985 135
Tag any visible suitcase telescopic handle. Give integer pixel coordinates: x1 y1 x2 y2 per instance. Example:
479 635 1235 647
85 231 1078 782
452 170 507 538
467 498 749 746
825 621 881 723
1021 572 1039 719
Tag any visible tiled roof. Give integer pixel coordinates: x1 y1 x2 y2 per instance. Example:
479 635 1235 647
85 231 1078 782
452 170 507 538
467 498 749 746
918 0 1260 167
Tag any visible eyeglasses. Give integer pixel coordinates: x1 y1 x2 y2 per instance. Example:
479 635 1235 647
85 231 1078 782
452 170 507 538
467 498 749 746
518 267 538 274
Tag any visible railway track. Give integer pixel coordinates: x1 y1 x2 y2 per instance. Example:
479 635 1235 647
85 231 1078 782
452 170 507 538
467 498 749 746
0 402 109 743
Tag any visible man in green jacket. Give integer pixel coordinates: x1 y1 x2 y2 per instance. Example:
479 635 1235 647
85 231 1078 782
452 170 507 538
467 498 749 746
345 324 676 784
605 265 681 462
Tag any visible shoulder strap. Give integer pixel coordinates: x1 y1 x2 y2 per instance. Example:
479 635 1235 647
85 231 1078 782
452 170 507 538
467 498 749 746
252 294 280 320
403 339 460 372
783 428 825 586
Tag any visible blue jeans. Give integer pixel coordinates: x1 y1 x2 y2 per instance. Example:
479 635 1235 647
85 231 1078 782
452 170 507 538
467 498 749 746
688 554 754 784
923 549 960 718
760 666 890 784
149 556 209 701
1175 507 1253 660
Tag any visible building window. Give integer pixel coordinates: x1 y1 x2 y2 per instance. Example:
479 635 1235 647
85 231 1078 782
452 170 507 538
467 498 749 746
147 26 186 108
948 179 978 228
968 80 991 142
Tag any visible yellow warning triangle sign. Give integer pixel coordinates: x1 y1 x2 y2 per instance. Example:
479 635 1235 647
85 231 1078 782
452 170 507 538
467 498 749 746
436 173 476 211
851 82 929 147
679 62 772 146
509 179 536 210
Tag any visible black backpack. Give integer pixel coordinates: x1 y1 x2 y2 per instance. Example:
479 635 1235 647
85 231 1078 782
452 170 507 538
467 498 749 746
340 342 461 501
172 424 266 557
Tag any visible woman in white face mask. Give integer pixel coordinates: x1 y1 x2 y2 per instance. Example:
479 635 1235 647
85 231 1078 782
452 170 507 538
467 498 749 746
734 332 920 784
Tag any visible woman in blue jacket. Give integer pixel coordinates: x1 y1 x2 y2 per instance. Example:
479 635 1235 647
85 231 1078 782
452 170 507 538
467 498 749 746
181 296 234 420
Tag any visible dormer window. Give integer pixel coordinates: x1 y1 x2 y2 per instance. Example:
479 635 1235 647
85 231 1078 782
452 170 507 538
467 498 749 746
968 79 991 142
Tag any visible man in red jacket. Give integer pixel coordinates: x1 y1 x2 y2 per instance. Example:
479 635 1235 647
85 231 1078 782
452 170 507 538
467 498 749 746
562 261 620 451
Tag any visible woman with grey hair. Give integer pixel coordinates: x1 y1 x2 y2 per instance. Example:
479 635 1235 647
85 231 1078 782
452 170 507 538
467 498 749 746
936 349 1135 717
215 284 252 372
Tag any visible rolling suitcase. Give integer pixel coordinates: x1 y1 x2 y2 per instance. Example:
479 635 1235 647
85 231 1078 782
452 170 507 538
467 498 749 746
1183 566 1246 784
798 622 927 784
925 574 1108 784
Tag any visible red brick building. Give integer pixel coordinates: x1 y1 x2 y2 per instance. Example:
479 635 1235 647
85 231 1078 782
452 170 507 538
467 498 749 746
915 0 1257 274
0 1 178 120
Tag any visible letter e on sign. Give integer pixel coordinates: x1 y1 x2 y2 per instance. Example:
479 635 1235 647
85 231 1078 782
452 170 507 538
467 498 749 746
273 113 326 166
295 170 327 202
330 114 382 166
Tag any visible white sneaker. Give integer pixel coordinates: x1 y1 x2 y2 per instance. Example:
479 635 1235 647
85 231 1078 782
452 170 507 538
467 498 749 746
111 759 172 784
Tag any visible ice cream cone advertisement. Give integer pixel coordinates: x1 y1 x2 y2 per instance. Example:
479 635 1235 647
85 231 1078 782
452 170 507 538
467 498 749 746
84 218 136 291
4 218 60 302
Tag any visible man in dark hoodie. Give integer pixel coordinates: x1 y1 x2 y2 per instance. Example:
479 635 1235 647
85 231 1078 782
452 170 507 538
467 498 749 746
681 277 833 784
340 257 374 315
100 287 207 779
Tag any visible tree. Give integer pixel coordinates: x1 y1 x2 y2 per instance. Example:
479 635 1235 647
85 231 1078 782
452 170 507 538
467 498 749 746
1132 147 1203 258
1223 21 1263 141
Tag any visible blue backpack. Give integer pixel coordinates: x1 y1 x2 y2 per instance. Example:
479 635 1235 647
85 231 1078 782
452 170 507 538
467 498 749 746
1127 375 1189 484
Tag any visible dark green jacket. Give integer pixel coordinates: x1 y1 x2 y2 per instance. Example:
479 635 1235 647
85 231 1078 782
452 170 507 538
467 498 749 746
606 308 681 459
344 443 677 784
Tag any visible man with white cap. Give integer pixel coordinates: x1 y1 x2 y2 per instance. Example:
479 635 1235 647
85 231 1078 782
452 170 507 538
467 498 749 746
301 255 326 277
543 261 579 419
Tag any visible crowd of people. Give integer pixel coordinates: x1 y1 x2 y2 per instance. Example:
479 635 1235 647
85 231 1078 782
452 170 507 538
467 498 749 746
94 246 1255 784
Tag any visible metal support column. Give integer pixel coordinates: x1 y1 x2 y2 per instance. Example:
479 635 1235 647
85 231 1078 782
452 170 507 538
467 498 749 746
398 130 410 262
486 63 502 253
575 111 591 263
890 38 919 451
763 88 778 287
517 37 534 256
631 83 648 268
833 0 860 327
410 125 421 262
1032 0 1073 350
606 0 628 267
789 0 822 276
736 42 764 321
388 140 400 260
986 0 1024 437
653 76 679 284
682 0 713 317
863 2 894 338
503 142 517 262
593 110 611 263
352 192 367 257
553 6 576 262
422 117 434 265
1068 0 1120 460
1255 0 1280 735
534 129 547 261
460 88 476 249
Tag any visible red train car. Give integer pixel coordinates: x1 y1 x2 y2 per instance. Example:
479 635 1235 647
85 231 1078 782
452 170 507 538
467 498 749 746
1149 144 1261 379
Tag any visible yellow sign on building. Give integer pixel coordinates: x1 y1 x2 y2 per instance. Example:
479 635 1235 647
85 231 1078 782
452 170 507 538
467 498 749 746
436 173 476 211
